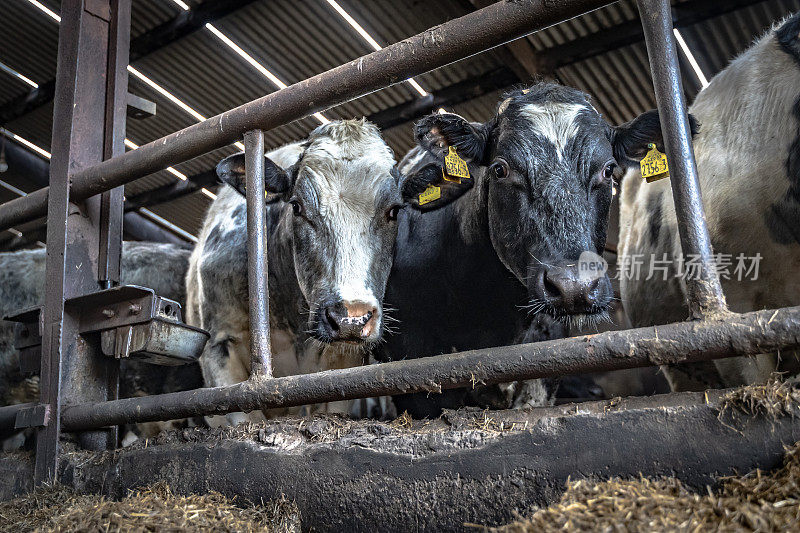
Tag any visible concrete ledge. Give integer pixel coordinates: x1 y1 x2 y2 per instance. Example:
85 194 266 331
2 391 799 532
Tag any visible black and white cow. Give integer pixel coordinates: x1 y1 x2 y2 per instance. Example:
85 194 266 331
0 241 201 448
618 13 800 391
377 83 669 417
186 119 439 424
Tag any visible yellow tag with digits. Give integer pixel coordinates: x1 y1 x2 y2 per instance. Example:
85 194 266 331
442 167 460 184
418 185 441 205
444 146 470 181
640 143 670 183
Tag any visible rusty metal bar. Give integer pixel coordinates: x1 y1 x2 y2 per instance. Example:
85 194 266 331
244 130 272 377
35 0 129 484
98 0 130 289
0 0 613 232
0 139 192 248
637 0 727 318
56 306 800 431
0 403 36 437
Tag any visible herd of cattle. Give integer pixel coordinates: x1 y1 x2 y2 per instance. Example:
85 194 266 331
1 13 799 444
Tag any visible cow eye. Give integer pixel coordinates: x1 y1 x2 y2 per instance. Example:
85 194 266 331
386 205 403 222
290 199 303 216
490 159 509 180
595 161 616 188
602 162 616 180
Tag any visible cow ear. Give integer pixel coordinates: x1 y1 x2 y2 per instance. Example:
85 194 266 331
611 110 700 170
414 112 489 164
400 163 474 211
216 152 294 201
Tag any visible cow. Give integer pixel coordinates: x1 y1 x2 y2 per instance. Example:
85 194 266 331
186 119 441 425
0 241 202 449
618 13 800 391
376 83 672 418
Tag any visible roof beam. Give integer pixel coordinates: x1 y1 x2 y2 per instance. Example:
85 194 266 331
0 0 258 126
122 170 217 212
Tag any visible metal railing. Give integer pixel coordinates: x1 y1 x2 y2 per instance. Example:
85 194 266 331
2 0 799 488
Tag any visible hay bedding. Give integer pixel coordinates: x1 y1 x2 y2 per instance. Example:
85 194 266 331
491 448 800 533
0 482 300 533
492 378 800 533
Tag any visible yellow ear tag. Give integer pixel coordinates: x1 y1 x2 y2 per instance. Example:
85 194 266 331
442 167 460 184
418 185 441 205
443 146 470 182
640 143 670 183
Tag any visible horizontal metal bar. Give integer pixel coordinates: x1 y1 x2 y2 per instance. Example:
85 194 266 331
0 403 35 436
55 306 800 431
0 0 612 232
14 404 50 429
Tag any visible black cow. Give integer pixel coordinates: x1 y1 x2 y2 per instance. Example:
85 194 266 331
379 83 669 417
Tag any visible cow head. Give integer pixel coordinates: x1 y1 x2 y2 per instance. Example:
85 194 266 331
412 84 672 324
217 119 439 345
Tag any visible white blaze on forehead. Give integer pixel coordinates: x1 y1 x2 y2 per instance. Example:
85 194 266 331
311 188 380 313
333 205 380 310
520 102 587 160
300 122 396 312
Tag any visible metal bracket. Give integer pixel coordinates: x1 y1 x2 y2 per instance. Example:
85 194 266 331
70 285 178 332
15 404 50 429
5 285 208 367
100 318 209 364
5 306 43 374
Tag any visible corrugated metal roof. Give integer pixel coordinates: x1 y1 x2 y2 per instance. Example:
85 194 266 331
0 0 59 106
0 0 798 238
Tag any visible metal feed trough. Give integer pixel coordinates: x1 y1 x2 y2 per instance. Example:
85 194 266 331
1 0 799 508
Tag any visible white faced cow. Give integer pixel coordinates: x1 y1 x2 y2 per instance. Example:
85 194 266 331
186 119 438 424
618 13 800 390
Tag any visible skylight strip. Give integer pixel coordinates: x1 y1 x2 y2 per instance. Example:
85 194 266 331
139 208 199 242
204 23 330 125
673 29 710 89
325 0 429 97
25 0 60 23
0 61 38 88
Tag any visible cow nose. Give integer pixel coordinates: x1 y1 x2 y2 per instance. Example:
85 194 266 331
324 301 378 341
539 264 608 313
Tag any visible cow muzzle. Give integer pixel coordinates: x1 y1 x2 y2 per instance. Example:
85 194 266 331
318 300 380 343
530 254 613 317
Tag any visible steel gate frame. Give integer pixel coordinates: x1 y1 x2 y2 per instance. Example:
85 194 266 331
1 0 799 487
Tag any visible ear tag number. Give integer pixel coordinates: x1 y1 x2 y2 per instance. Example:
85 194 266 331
444 146 470 182
418 185 441 205
442 167 460 184
640 143 670 183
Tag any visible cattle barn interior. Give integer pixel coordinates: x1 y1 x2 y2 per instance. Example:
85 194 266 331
1 0 800 531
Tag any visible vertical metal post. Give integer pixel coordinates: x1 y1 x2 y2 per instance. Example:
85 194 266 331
244 129 273 377
99 0 128 290
637 0 727 318
35 0 130 484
